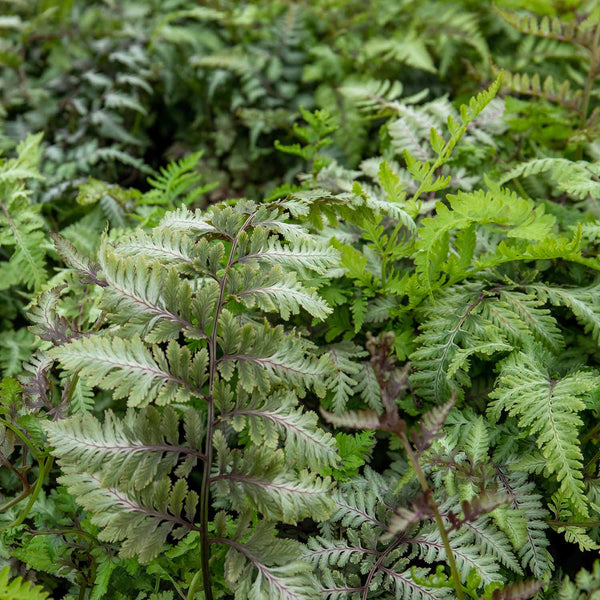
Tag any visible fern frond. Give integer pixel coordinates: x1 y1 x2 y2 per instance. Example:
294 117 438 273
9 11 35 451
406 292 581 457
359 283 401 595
50 232 105 286
58 470 199 562
489 350 596 518
414 525 503 585
49 335 208 407
216 389 338 469
212 438 333 523
218 316 330 397
147 151 213 206
500 158 600 200
224 521 320 600
236 231 338 275
325 478 388 533
528 282 600 344
0 208 46 291
44 406 204 490
27 286 80 346
0 566 51 599
354 363 383 411
416 187 555 291
19 351 52 407
494 469 552 578
109 227 198 268
158 207 218 235
339 78 404 116
557 560 600 598
496 8 600 49
303 537 379 571
500 71 583 112
381 565 454 599
479 289 563 352
0 328 35 376
361 35 436 73
325 342 367 413
410 282 510 403
228 264 331 320
450 515 522 574
68 376 94 415
99 244 210 341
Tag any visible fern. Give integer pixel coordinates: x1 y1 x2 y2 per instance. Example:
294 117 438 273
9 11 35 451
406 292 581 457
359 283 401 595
44 406 204 490
500 158 600 200
41 202 346 597
0 134 46 291
146 151 216 208
49 335 208 407
58 470 200 563
489 349 599 519
557 560 600 598
0 566 51 600
528 282 600 344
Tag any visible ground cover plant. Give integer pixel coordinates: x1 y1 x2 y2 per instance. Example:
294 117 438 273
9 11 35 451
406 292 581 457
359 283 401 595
3 0 600 598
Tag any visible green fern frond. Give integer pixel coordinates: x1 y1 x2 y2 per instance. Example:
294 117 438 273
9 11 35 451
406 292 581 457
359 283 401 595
496 7 600 48
489 350 598 518
0 566 51 600
528 282 600 344
146 151 214 206
361 35 436 73
414 186 555 295
410 282 510 403
339 78 404 116
500 158 600 200
158 207 218 235
499 71 583 112
558 560 600 598
0 134 46 291
479 289 563 352
494 469 552 578
0 328 35 376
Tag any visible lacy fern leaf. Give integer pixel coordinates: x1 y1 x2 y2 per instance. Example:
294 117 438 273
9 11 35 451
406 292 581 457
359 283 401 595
489 351 599 518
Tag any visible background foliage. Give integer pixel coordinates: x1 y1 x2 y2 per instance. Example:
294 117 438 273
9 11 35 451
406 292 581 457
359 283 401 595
2 0 600 598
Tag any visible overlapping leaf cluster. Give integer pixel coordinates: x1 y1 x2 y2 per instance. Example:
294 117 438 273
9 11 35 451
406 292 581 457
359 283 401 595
3 1 600 599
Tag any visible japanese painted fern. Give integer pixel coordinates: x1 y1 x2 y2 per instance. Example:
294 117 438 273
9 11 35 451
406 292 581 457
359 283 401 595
40 201 343 599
